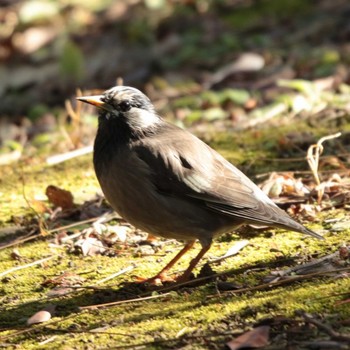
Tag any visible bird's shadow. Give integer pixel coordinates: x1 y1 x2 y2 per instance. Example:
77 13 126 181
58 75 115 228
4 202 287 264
0 253 297 333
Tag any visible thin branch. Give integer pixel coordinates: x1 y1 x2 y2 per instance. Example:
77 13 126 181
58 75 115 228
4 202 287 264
38 335 58 345
306 132 342 202
79 292 172 310
46 146 93 165
157 266 350 294
94 265 134 285
0 216 113 251
0 256 56 278
19 165 48 234
256 168 350 179
299 311 350 342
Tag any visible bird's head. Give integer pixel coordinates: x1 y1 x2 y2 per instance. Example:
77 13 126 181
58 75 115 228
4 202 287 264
77 86 161 131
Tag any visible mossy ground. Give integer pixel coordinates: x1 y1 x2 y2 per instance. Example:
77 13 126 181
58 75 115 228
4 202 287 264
0 119 349 349
1 0 350 347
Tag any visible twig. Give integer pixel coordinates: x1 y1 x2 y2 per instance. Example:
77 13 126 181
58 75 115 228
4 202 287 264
157 266 350 294
19 164 48 235
0 311 81 342
266 249 342 282
65 265 135 292
306 132 342 202
38 335 57 345
79 292 172 310
41 327 134 337
94 265 134 285
209 240 249 263
299 311 350 342
0 215 114 251
0 256 55 278
256 168 350 179
46 146 93 165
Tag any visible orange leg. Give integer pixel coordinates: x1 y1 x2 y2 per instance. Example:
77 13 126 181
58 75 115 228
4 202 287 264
142 241 196 284
140 241 212 285
176 243 212 283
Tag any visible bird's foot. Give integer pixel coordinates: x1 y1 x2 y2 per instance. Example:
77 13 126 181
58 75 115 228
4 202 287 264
134 272 177 286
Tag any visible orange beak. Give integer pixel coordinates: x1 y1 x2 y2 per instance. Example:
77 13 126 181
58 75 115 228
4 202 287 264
77 95 114 113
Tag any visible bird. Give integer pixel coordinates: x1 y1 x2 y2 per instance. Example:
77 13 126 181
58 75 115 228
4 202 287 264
77 86 323 284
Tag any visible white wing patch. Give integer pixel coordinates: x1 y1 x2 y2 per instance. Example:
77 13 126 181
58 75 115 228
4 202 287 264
183 173 212 193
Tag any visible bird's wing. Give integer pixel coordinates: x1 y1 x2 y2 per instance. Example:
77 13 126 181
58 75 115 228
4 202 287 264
134 124 289 227
134 124 323 239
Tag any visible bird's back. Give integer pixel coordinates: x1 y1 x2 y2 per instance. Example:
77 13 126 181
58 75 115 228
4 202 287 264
94 118 322 243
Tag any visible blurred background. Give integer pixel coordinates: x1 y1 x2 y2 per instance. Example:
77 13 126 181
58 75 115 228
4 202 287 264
1 3 350 346
0 0 349 163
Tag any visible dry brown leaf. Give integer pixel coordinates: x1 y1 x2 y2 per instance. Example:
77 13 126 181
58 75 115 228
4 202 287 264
45 185 74 209
261 173 309 198
226 326 270 350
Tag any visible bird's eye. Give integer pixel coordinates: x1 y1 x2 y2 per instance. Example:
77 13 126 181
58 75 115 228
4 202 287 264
119 101 131 112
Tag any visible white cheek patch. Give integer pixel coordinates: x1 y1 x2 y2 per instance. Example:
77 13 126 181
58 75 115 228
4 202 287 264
130 108 160 129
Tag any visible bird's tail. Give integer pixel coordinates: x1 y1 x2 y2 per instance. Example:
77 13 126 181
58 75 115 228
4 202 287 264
298 226 324 240
278 221 324 240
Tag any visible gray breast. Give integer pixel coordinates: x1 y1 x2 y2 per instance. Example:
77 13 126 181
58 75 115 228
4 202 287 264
95 148 240 246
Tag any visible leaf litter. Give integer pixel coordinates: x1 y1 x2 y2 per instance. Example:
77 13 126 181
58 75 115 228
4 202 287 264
0 2 349 349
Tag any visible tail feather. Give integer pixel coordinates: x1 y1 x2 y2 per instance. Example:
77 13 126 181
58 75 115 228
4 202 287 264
279 221 324 240
299 226 324 240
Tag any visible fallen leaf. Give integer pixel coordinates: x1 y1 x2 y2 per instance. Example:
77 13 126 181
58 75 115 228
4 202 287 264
46 185 74 209
75 235 107 256
105 225 132 243
226 326 270 350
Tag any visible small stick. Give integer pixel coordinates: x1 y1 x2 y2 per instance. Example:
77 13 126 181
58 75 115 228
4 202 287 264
209 240 249 263
299 311 350 342
158 266 350 294
0 215 115 251
79 292 172 310
94 265 134 285
46 146 93 165
306 132 341 202
0 256 55 278
38 335 58 345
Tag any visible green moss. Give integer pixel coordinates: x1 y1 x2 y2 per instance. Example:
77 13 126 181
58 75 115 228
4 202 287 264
0 106 349 349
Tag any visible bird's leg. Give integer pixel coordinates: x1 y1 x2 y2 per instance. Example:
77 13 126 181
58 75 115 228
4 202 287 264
176 243 212 283
140 241 195 285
